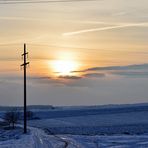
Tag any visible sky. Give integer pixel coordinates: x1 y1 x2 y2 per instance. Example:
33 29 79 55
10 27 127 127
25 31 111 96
0 0 148 106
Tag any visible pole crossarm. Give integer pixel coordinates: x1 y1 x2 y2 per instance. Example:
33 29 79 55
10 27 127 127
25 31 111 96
21 62 30 67
21 52 29 56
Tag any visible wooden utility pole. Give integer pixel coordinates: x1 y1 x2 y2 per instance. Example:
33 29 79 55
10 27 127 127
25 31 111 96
21 43 29 134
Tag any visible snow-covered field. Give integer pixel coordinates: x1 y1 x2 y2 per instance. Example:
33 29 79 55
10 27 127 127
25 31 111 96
1 104 148 147
1 129 148 148
28 104 148 135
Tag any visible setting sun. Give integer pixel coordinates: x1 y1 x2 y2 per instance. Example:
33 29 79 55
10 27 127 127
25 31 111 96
50 60 79 76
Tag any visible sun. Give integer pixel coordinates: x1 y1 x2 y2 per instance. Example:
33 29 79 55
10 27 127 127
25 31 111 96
50 60 78 76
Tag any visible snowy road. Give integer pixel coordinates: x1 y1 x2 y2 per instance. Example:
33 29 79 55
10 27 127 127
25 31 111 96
0 126 64 148
44 128 80 148
23 128 148 148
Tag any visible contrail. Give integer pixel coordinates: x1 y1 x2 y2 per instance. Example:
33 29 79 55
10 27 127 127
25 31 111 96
0 0 98 4
63 22 148 36
0 16 42 21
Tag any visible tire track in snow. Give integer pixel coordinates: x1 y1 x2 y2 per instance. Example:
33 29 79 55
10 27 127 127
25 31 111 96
31 128 52 148
44 128 80 148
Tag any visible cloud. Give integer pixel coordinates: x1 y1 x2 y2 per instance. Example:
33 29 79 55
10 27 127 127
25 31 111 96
63 22 148 36
72 64 148 78
28 75 82 86
1 64 148 87
1 73 148 106
28 76 64 85
0 75 61 86
28 76 51 80
83 73 105 78
112 71 148 78
32 73 105 82
74 64 148 73
1 64 148 88
2 64 148 106
59 75 82 80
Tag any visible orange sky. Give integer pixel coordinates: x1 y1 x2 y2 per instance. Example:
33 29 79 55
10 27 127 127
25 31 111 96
0 0 148 77
1 0 148 105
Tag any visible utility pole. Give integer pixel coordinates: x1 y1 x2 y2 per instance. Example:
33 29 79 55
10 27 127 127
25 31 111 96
21 43 29 134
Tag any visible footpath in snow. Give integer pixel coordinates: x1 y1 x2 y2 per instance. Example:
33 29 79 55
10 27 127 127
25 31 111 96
0 127 65 148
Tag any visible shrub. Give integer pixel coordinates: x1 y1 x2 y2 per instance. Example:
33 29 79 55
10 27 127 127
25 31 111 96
3 110 20 129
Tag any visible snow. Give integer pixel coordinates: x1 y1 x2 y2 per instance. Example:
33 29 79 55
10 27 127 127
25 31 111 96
27 105 148 135
1 104 148 147
0 127 65 148
1 129 148 148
